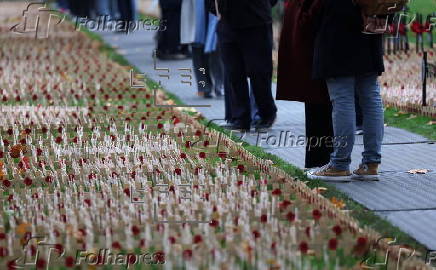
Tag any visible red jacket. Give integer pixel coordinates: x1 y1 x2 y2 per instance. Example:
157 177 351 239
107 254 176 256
276 0 330 104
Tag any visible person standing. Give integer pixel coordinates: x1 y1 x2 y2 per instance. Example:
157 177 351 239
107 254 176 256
181 0 224 98
116 0 137 31
276 0 333 169
212 0 278 131
157 0 189 59
308 0 385 181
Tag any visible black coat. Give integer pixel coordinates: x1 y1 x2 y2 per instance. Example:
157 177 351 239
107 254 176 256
312 0 385 79
276 0 330 104
211 0 278 29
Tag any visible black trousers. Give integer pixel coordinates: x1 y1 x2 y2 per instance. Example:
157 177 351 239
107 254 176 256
68 0 92 17
218 23 277 126
305 103 334 168
191 46 224 95
117 0 135 21
157 0 182 54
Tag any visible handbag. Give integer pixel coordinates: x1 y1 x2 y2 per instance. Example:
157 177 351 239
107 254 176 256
353 0 407 16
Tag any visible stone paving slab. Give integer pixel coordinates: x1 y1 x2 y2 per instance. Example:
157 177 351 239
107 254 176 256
98 30 436 250
377 210 436 250
334 172 436 211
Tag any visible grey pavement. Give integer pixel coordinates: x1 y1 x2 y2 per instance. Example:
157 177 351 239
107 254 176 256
98 29 436 250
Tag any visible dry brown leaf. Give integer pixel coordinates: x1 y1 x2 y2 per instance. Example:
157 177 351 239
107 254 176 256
330 197 346 209
16 223 31 235
407 169 429 174
313 187 328 194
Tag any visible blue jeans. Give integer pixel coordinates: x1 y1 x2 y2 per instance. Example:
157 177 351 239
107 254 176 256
326 73 384 171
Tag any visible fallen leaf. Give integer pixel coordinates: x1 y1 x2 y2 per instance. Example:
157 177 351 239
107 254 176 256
16 223 31 235
313 187 328 194
330 197 346 209
427 121 436 125
406 114 417 119
407 169 429 174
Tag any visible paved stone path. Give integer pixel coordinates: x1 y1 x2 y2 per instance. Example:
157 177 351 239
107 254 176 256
98 29 436 250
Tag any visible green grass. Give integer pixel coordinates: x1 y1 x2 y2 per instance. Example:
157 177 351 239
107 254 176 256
408 0 436 16
75 17 432 264
385 107 436 140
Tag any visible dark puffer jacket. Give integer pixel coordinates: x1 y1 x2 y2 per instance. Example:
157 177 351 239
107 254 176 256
312 0 385 79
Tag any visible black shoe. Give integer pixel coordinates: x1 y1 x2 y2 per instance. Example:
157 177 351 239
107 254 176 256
227 121 250 132
203 92 213 99
253 116 276 131
215 90 224 98
155 50 188 60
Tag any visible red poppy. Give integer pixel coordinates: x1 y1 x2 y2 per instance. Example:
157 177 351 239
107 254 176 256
65 256 75 267
312 209 322 221
112 241 122 249
328 238 338 251
131 225 140 236
168 236 176 244
252 230 261 239
55 137 63 144
299 242 309 254
3 180 11 188
260 214 267 223
193 235 203 244
36 258 46 269
218 152 227 159
356 237 367 248
272 188 282 196
182 249 192 260
24 177 32 186
332 225 342 236
286 211 295 222
237 164 245 172
209 219 219 227
0 246 8 257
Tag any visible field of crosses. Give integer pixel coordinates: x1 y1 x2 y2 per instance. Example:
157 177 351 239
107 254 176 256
0 2 432 270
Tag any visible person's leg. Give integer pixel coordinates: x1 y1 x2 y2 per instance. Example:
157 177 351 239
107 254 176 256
355 73 384 165
217 36 233 122
219 41 251 128
304 103 334 168
326 76 356 171
94 0 111 17
249 82 260 122
207 51 224 96
192 45 212 96
157 1 182 55
240 24 277 125
307 76 355 181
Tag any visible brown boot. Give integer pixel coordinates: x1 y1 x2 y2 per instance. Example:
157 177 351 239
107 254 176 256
352 163 380 181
